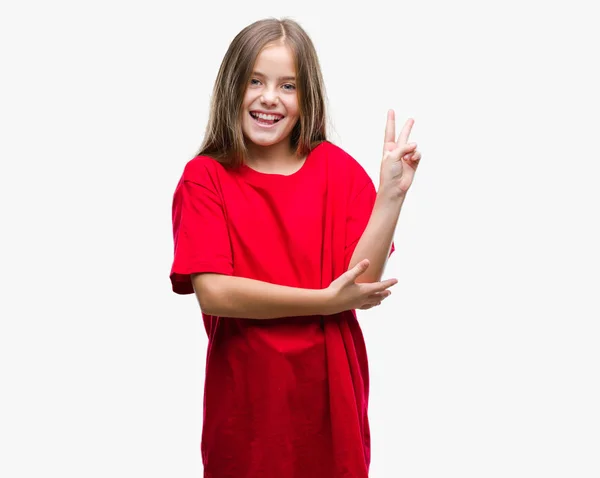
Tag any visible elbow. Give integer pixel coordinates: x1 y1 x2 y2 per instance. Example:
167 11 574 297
354 265 386 284
354 274 382 284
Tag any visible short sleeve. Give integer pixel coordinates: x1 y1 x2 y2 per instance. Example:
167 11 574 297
169 161 233 295
344 179 395 271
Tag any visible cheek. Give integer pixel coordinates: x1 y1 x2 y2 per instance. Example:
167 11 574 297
240 112 253 134
285 99 300 117
243 91 257 109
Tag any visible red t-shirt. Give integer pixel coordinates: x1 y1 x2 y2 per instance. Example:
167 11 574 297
170 140 395 477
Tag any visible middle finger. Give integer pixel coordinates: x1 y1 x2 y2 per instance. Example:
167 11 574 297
396 118 414 145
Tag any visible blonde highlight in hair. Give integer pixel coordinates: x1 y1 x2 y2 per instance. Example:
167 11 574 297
196 17 328 168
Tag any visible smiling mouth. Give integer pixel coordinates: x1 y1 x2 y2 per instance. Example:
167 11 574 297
249 112 284 125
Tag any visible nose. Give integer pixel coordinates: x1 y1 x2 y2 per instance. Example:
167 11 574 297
260 87 280 106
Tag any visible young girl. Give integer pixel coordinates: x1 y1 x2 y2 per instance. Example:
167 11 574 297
169 17 421 478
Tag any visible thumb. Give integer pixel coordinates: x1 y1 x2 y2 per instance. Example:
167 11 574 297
390 142 417 160
346 259 370 282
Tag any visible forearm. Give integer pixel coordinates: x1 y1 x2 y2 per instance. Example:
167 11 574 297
348 190 405 282
191 273 333 319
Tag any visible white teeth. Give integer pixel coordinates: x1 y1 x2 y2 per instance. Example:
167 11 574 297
251 112 282 121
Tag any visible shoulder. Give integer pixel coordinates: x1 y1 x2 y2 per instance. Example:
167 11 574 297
317 141 373 190
171 155 231 204
317 140 354 162
181 155 226 183
176 154 235 195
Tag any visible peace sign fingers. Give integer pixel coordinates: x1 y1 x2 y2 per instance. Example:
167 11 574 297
380 112 421 196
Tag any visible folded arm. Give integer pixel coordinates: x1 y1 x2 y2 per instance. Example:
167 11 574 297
192 273 332 320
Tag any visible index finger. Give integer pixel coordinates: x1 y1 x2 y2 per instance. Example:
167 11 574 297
396 118 414 145
384 109 395 144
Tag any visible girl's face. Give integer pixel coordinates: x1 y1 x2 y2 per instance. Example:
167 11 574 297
241 43 300 151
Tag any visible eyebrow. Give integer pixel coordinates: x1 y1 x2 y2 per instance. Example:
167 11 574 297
252 71 296 81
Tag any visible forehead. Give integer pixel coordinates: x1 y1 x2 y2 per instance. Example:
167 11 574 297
253 43 296 77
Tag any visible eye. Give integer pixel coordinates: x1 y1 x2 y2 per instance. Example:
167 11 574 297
250 78 261 86
282 83 296 91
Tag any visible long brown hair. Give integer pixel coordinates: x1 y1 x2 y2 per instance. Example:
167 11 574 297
195 17 329 168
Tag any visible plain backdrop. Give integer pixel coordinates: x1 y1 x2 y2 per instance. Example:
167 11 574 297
1 0 599 477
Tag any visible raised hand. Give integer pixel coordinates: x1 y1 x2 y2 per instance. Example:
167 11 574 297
380 110 422 197
324 259 397 313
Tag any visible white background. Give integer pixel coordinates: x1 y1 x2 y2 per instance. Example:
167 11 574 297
1 0 599 477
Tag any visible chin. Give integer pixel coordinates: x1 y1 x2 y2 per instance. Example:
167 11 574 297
246 136 287 148
248 138 276 146
243 130 290 149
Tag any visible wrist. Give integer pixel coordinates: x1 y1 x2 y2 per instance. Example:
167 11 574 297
377 183 407 203
316 287 337 316
376 187 406 211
